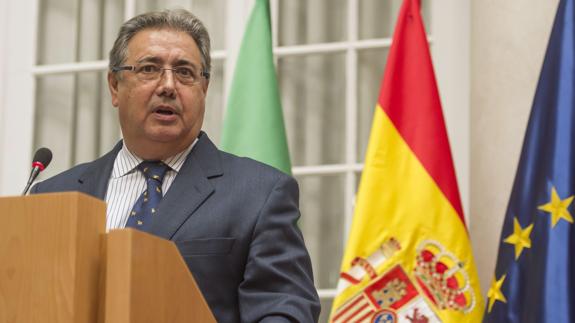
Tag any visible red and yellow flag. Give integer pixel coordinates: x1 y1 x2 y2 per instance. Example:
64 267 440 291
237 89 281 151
330 0 484 322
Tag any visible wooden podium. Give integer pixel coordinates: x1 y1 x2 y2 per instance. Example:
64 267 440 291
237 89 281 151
0 192 216 323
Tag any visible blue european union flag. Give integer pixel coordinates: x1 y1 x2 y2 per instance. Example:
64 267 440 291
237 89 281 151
483 0 575 322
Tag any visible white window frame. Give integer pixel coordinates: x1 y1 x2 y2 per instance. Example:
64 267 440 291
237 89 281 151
0 0 470 305
0 0 39 195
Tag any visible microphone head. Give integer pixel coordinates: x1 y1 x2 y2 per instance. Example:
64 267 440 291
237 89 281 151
32 147 53 171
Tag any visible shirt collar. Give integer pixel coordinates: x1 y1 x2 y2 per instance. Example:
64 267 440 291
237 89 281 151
111 139 198 178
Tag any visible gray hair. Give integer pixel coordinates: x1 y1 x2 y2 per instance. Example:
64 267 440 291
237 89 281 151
109 9 211 76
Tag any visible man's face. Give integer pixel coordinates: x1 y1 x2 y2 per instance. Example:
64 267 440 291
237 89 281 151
108 28 208 157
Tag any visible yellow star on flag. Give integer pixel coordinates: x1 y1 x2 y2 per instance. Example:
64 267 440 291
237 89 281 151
503 217 534 260
538 186 574 227
487 274 507 313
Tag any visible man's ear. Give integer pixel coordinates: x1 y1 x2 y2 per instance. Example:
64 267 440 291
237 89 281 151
107 71 120 107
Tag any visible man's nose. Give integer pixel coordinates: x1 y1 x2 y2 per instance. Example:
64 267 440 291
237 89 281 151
156 69 177 97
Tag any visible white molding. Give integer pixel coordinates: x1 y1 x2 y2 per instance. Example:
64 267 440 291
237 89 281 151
270 0 279 48
33 60 109 75
344 0 359 247
31 50 226 76
273 38 393 56
124 0 136 20
223 0 255 112
0 0 38 196
292 163 363 177
0 0 7 180
317 288 337 298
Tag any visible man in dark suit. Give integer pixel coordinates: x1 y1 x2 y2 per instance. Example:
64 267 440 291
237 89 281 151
32 9 320 323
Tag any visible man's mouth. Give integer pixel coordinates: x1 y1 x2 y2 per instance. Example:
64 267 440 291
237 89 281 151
156 109 174 115
153 106 177 116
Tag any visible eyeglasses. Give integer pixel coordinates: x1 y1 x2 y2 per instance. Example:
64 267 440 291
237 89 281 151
111 63 210 85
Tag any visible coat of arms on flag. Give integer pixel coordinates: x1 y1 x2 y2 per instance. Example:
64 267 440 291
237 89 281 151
332 238 476 322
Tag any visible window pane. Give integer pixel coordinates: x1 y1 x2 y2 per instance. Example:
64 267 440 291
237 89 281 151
422 0 432 33
359 0 432 40
279 53 346 166
297 174 345 289
35 74 75 179
319 298 333 322
102 0 128 61
357 48 388 162
34 71 120 179
74 72 118 164
37 0 124 64
278 0 347 46
359 0 402 40
37 0 78 64
201 60 224 145
135 0 226 50
99 74 123 155
190 0 226 51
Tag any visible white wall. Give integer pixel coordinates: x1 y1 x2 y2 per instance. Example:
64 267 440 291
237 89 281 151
0 0 38 196
470 0 559 293
431 0 470 220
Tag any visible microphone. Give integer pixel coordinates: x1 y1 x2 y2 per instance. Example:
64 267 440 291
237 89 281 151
22 147 53 195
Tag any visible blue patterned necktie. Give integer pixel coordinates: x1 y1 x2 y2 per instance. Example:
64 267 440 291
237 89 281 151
125 161 170 230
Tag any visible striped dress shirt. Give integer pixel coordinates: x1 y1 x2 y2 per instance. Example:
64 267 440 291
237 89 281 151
105 140 196 231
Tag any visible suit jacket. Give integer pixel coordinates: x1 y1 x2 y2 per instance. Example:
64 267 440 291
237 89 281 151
31 132 320 323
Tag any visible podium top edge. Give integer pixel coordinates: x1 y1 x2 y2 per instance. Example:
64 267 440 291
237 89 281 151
1 191 106 205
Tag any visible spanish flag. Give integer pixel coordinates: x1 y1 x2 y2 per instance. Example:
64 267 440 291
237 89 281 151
329 0 484 322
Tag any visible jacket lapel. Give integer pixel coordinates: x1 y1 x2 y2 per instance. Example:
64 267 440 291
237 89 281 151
149 133 223 240
77 141 123 200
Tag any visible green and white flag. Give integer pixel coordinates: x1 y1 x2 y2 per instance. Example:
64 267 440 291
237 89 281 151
220 0 291 174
